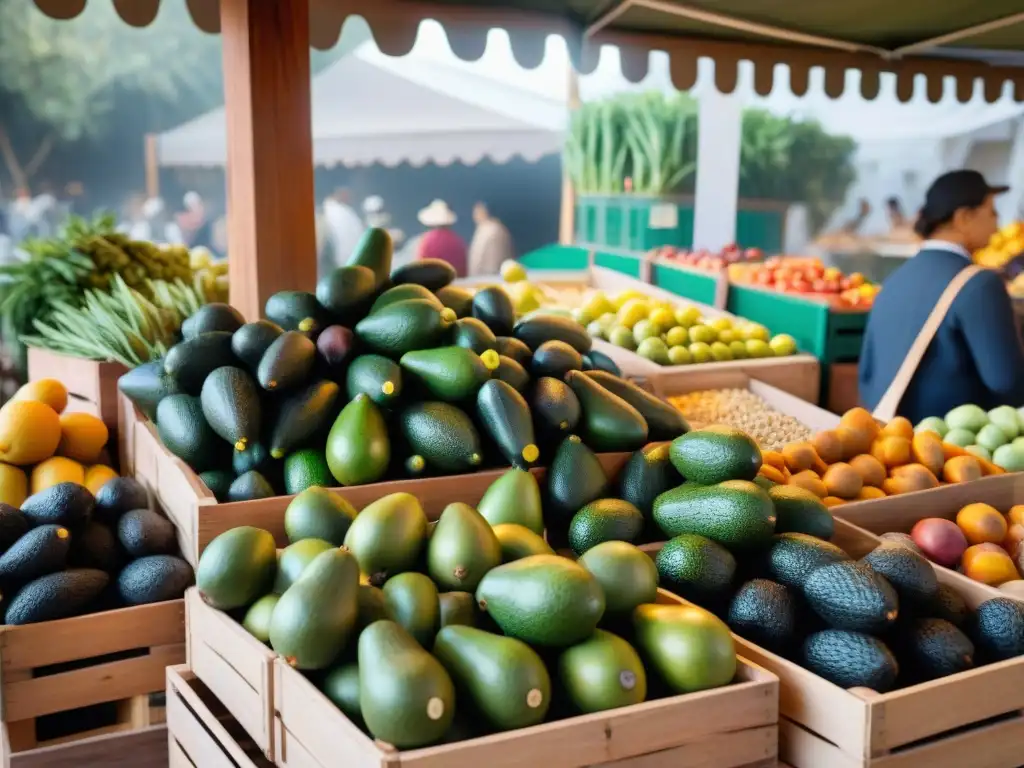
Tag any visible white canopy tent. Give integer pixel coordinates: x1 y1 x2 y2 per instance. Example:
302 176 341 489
155 24 568 168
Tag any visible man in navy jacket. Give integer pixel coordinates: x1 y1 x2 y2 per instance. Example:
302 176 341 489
859 170 1024 424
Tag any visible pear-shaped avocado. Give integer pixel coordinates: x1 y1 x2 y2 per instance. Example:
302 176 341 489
371 284 440 314
399 402 482 473
475 555 605 646
633 602 737 693
326 394 390 486
164 332 235 394
355 299 456 357
200 366 261 452
427 503 502 591
231 320 284 372
400 346 498 402
227 471 276 502
546 435 609 528
346 354 403 407
356 583 388 632
269 548 360 669
557 629 646 713
435 285 474 318
265 290 329 334
343 492 428 585
257 331 316 392
438 591 478 628
471 286 516 336
196 526 277 610
578 541 659 615
495 336 532 365
346 227 393 289
269 379 340 459
531 377 581 438
477 469 544 535
493 355 529 393
564 370 648 452
284 487 357 545
434 625 551 730
493 524 554 562
359 621 455 747
451 317 498 354
584 370 689 441
242 594 280 644
316 265 378 324
273 538 334 594
383 571 440 647
118 360 181 421
476 379 540 469
322 661 364 728
617 443 681 519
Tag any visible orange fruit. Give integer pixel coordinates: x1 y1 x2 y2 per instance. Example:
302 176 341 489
1009 505 1024 528
881 416 914 440
943 456 982 484
840 407 881 439
956 503 1008 545
963 545 1019 585
848 454 886 487
822 496 846 508
788 470 827 498
870 436 912 467
855 485 887 500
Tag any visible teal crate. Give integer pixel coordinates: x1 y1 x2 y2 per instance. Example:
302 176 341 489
651 263 719 306
593 250 642 278
518 245 591 271
576 195 785 253
726 285 867 363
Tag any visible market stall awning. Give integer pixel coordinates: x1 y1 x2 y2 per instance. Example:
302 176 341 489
32 0 1024 101
156 30 566 167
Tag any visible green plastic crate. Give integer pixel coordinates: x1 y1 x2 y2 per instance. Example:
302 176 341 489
576 195 785 253
518 245 591 271
725 285 867 363
593 250 642 278
651 263 720 306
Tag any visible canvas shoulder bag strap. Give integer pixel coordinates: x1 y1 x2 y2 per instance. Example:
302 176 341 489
872 265 983 422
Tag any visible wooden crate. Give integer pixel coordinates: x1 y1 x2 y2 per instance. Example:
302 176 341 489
167 665 273 768
273 650 776 768
26 348 127 434
646 369 838 437
824 362 860 415
0 600 185 767
185 590 276 760
650 519 1024 767
134 408 636 565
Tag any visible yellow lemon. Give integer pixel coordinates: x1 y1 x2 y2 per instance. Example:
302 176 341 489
58 412 109 464
612 289 646 310
616 299 650 330
500 260 527 283
0 463 27 507
649 307 675 330
31 456 85 494
84 464 119 496
11 379 68 414
0 400 62 466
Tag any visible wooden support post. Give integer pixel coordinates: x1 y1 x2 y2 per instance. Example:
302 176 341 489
558 66 580 245
144 134 159 199
220 0 318 321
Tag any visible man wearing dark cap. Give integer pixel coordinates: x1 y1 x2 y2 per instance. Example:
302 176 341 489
859 170 1024 424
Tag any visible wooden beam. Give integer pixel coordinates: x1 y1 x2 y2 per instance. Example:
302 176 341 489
144 134 159 199
558 66 580 246
220 0 318 321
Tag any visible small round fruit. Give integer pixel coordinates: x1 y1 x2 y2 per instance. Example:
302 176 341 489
745 339 772 358
500 260 527 282
597 312 617 329
608 327 637 350
668 346 692 365
728 340 748 359
587 320 606 339
709 317 732 332
688 325 716 344
744 324 770 342
963 545 1018 585
616 300 650 329
717 329 735 344
688 342 712 364
709 342 733 362
649 308 675 330
637 337 670 365
956 503 1008 545
910 518 967 568
674 306 702 328
665 326 689 347
769 334 797 356
632 319 661 344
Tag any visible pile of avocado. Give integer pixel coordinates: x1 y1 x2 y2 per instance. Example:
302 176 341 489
0 478 193 624
118 228 690 502
642 425 1024 692
195 469 738 749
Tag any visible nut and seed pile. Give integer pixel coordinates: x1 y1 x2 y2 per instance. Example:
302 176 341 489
668 388 813 450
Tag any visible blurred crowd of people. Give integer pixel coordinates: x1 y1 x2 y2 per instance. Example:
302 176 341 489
317 188 515 278
0 182 516 279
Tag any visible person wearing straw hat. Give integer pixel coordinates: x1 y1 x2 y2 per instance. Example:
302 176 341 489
415 199 467 277
859 170 1024 424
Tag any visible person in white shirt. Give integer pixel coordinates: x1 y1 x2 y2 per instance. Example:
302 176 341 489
321 188 366 276
467 202 514 276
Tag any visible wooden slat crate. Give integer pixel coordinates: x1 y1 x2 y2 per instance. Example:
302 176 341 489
647 370 839 438
188 584 777 768
167 665 273 768
650 518 1024 767
26 348 127 434
0 600 185 767
132 404 637 565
